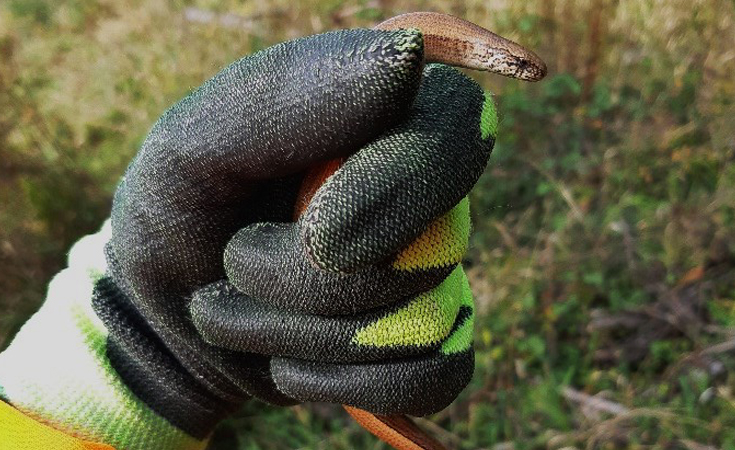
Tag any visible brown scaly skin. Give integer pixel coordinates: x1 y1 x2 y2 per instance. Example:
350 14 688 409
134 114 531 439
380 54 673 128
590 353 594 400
295 11 547 450
375 12 547 81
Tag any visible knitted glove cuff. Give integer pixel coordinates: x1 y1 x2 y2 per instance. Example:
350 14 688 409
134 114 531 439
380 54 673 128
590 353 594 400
0 221 207 450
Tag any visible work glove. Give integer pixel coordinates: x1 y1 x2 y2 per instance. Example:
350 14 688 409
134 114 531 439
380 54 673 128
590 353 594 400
0 27 497 450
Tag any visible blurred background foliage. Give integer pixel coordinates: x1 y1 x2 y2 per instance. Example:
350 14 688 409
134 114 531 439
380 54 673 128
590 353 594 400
1 0 735 448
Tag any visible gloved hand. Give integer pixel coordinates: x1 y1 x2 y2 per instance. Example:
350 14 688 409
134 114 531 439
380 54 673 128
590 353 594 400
189 60 495 418
0 27 497 450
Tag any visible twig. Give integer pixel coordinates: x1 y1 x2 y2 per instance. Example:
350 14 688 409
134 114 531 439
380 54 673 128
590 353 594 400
414 417 465 448
680 439 720 450
562 387 629 416
702 339 735 355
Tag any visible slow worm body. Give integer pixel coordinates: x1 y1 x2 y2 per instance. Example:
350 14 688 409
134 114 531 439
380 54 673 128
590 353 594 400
297 11 547 450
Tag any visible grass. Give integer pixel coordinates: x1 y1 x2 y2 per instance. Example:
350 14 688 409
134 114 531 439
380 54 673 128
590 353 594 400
2 0 735 449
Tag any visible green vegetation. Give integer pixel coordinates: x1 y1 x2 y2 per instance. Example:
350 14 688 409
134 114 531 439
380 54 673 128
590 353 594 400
2 0 735 448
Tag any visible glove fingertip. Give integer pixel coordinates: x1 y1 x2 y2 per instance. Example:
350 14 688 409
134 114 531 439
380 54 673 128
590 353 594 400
270 350 475 416
300 188 357 274
189 280 239 347
299 66 493 275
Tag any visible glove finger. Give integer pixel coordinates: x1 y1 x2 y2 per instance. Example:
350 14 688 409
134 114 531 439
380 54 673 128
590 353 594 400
301 64 497 274
223 209 468 315
190 267 473 363
270 284 476 416
130 28 425 201
270 347 474 416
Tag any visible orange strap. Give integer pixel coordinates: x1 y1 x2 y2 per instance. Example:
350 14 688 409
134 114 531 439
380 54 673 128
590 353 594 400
0 400 115 450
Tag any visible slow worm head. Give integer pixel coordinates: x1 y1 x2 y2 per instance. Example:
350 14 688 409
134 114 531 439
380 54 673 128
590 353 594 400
375 11 547 82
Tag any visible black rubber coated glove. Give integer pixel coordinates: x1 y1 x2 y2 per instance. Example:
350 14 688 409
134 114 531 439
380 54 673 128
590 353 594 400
92 28 494 440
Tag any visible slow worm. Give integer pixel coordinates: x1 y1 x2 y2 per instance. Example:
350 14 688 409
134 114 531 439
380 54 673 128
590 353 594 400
297 11 547 450
374 12 546 82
